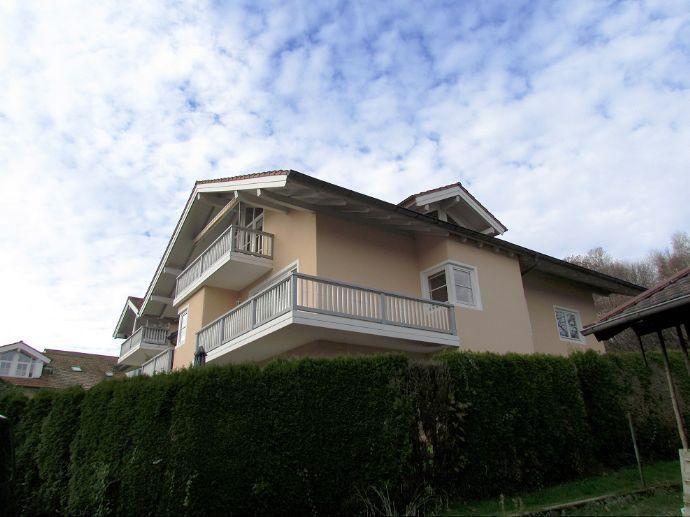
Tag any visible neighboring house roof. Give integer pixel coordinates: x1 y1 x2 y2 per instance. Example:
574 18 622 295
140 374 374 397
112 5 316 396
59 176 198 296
0 341 51 363
582 266 690 337
1 345 118 390
131 169 645 326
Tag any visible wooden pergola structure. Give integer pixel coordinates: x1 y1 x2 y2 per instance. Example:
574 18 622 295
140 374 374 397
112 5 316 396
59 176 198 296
582 266 690 509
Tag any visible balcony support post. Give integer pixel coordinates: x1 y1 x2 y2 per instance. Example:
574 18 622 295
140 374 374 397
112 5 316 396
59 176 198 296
379 293 386 324
291 272 298 309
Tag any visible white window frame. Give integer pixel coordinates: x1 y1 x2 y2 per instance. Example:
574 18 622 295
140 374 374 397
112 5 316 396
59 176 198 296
0 350 42 378
421 260 482 310
553 305 586 344
176 309 189 348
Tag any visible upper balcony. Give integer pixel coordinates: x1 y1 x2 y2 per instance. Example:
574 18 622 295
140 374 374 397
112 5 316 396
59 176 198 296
174 225 274 305
197 272 459 364
118 326 171 366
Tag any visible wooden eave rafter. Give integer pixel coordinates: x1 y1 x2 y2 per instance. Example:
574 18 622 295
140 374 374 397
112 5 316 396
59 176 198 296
192 197 239 246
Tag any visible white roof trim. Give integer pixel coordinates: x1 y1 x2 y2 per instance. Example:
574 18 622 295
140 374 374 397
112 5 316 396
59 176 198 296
139 175 289 318
412 185 507 235
0 342 51 363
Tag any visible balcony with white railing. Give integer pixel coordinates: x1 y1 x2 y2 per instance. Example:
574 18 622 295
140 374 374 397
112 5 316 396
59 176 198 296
197 272 459 364
118 326 171 366
125 348 174 377
174 225 274 305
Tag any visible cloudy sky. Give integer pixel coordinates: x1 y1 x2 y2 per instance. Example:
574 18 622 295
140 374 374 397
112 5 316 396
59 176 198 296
0 0 688 355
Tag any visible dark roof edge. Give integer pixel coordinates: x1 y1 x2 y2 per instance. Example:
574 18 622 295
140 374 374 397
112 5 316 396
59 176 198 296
286 170 646 296
581 293 690 336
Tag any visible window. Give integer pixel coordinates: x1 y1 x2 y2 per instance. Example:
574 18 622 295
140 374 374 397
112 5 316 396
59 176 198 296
422 262 481 309
428 271 448 302
71 366 83 372
177 310 189 347
554 307 585 343
0 349 42 378
0 351 12 376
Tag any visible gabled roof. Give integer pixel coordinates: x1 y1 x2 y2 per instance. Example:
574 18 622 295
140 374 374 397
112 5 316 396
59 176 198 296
128 169 644 329
113 296 145 338
582 266 690 337
0 341 50 363
1 347 119 390
399 182 508 236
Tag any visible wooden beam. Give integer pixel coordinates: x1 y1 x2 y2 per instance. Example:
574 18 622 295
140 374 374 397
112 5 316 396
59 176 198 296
677 325 690 377
151 295 174 305
634 330 648 367
657 330 689 450
192 197 238 246
236 192 288 214
197 193 230 208
162 267 182 276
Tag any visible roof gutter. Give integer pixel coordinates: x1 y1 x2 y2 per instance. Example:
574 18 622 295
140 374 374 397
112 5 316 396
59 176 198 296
286 171 646 296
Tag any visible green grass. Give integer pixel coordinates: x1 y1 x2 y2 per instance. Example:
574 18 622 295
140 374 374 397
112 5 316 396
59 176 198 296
565 486 681 516
444 460 681 516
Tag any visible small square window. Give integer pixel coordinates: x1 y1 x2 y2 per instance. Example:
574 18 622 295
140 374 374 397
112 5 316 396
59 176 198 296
423 262 481 310
554 307 584 343
71 366 83 372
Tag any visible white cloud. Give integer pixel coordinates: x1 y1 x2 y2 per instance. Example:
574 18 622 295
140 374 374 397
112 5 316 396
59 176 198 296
0 0 688 354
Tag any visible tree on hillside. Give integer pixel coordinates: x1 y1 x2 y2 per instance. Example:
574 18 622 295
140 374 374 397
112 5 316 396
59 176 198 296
565 231 689 352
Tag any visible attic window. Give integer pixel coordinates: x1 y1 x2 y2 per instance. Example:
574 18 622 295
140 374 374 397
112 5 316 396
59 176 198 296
71 366 83 372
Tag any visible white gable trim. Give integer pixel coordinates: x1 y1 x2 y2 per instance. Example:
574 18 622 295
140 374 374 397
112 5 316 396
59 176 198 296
0 342 51 363
138 175 289 320
413 185 507 235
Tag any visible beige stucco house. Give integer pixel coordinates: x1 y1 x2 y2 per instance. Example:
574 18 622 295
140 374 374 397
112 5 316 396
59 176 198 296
114 170 643 376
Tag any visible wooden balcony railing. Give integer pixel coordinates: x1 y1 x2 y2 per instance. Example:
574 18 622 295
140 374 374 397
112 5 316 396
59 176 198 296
125 348 173 377
119 326 169 358
197 272 456 353
175 225 274 298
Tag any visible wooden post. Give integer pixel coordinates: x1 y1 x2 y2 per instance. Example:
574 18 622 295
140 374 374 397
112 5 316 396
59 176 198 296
677 325 690 377
657 330 689 450
635 330 648 367
627 412 645 488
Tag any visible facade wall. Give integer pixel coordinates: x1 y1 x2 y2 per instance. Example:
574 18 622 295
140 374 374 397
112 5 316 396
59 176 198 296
315 214 421 296
277 340 427 360
238 209 318 301
416 235 535 354
522 271 603 355
169 205 607 366
172 286 239 369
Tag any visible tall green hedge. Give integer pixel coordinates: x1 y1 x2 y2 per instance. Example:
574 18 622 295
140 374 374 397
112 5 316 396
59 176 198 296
437 352 593 499
2 350 690 515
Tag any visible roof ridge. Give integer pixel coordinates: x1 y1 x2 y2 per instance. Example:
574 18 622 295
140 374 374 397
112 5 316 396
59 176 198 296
594 265 690 323
196 169 291 185
43 349 118 359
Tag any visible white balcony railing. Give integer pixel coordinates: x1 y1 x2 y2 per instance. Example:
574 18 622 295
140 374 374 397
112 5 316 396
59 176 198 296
197 272 456 353
119 326 169 358
125 348 173 377
175 225 274 299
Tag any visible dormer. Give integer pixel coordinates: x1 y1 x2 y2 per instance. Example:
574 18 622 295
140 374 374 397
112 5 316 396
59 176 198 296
399 183 507 236
0 341 50 379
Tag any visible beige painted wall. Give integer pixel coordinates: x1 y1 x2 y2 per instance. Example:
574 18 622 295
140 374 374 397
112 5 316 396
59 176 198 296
418 236 536 354
238 209 318 301
277 340 427 360
172 286 239 369
316 214 421 296
522 271 603 355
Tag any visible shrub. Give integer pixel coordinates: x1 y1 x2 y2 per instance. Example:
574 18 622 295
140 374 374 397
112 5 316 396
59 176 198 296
4 350 690 515
437 352 593 500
